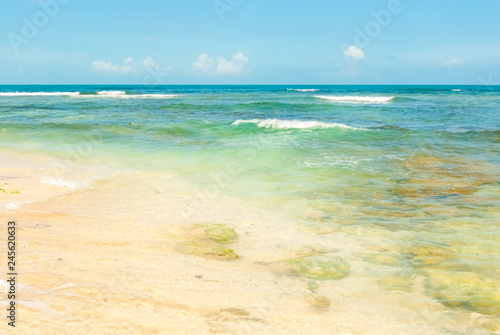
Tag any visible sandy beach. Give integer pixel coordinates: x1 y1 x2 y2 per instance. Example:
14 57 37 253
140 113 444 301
0 85 498 335
0 150 458 335
2 0 500 333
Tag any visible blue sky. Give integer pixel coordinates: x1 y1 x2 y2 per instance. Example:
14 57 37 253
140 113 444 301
0 0 499 84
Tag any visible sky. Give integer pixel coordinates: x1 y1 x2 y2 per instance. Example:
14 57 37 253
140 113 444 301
0 0 499 85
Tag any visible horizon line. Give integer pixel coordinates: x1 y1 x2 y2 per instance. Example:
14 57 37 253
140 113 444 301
0 84 498 86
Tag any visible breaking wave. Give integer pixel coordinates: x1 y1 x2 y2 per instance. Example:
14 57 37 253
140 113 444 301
314 95 395 103
232 119 365 130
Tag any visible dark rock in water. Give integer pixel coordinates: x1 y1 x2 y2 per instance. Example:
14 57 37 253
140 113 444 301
203 224 238 243
423 269 500 315
285 255 349 280
377 275 413 291
176 240 239 260
474 316 500 332
175 223 240 260
391 154 499 201
309 295 331 310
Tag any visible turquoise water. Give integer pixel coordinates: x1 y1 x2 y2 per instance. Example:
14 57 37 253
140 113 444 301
1 85 499 330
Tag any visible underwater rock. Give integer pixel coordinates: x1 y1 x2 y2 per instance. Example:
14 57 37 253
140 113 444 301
285 255 349 280
403 154 463 169
377 276 413 291
424 270 500 315
309 295 331 309
364 252 404 267
392 185 422 199
394 154 499 201
406 245 452 266
176 224 239 260
362 205 430 219
176 240 239 260
203 224 238 243
393 183 478 199
474 316 500 332
307 281 319 293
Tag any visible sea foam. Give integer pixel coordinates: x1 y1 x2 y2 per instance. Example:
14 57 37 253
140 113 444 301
84 91 177 98
2 201 32 212
41 177 79 190
287 88 319 92
314 95 394 103
135 94 178 98
0 92 80 96
0 91 177 98
232 119 363 130
97 90 127 96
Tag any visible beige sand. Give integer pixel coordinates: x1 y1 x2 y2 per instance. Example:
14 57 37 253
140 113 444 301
0 151 465 334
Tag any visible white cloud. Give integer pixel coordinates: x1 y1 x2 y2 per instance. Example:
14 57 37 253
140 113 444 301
92 58 133 73
192 52 249 75
233 52 248 62
444 57 464 68
92 60 113 71
344 45 364 60
142 57 160 72
217 52 249 75
92 57 170 76
142 58 172 85
193 53 214 72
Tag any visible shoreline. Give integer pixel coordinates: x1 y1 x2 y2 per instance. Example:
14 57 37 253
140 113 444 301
0 149 494 334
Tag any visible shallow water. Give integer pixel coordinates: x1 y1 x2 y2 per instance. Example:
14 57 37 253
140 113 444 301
1 85 499 333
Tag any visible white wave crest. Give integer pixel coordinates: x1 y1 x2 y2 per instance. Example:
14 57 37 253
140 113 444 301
314 95 394 103
232 119 364 130
80 92 178 98
97 90 127 96
0 92 80 96
134 94 178 98
287 88 319 92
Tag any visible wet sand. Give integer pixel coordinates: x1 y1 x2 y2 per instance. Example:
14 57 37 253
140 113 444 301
0 151 487 334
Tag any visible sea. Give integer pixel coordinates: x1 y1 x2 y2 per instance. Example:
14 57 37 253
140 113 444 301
0 85 499 333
